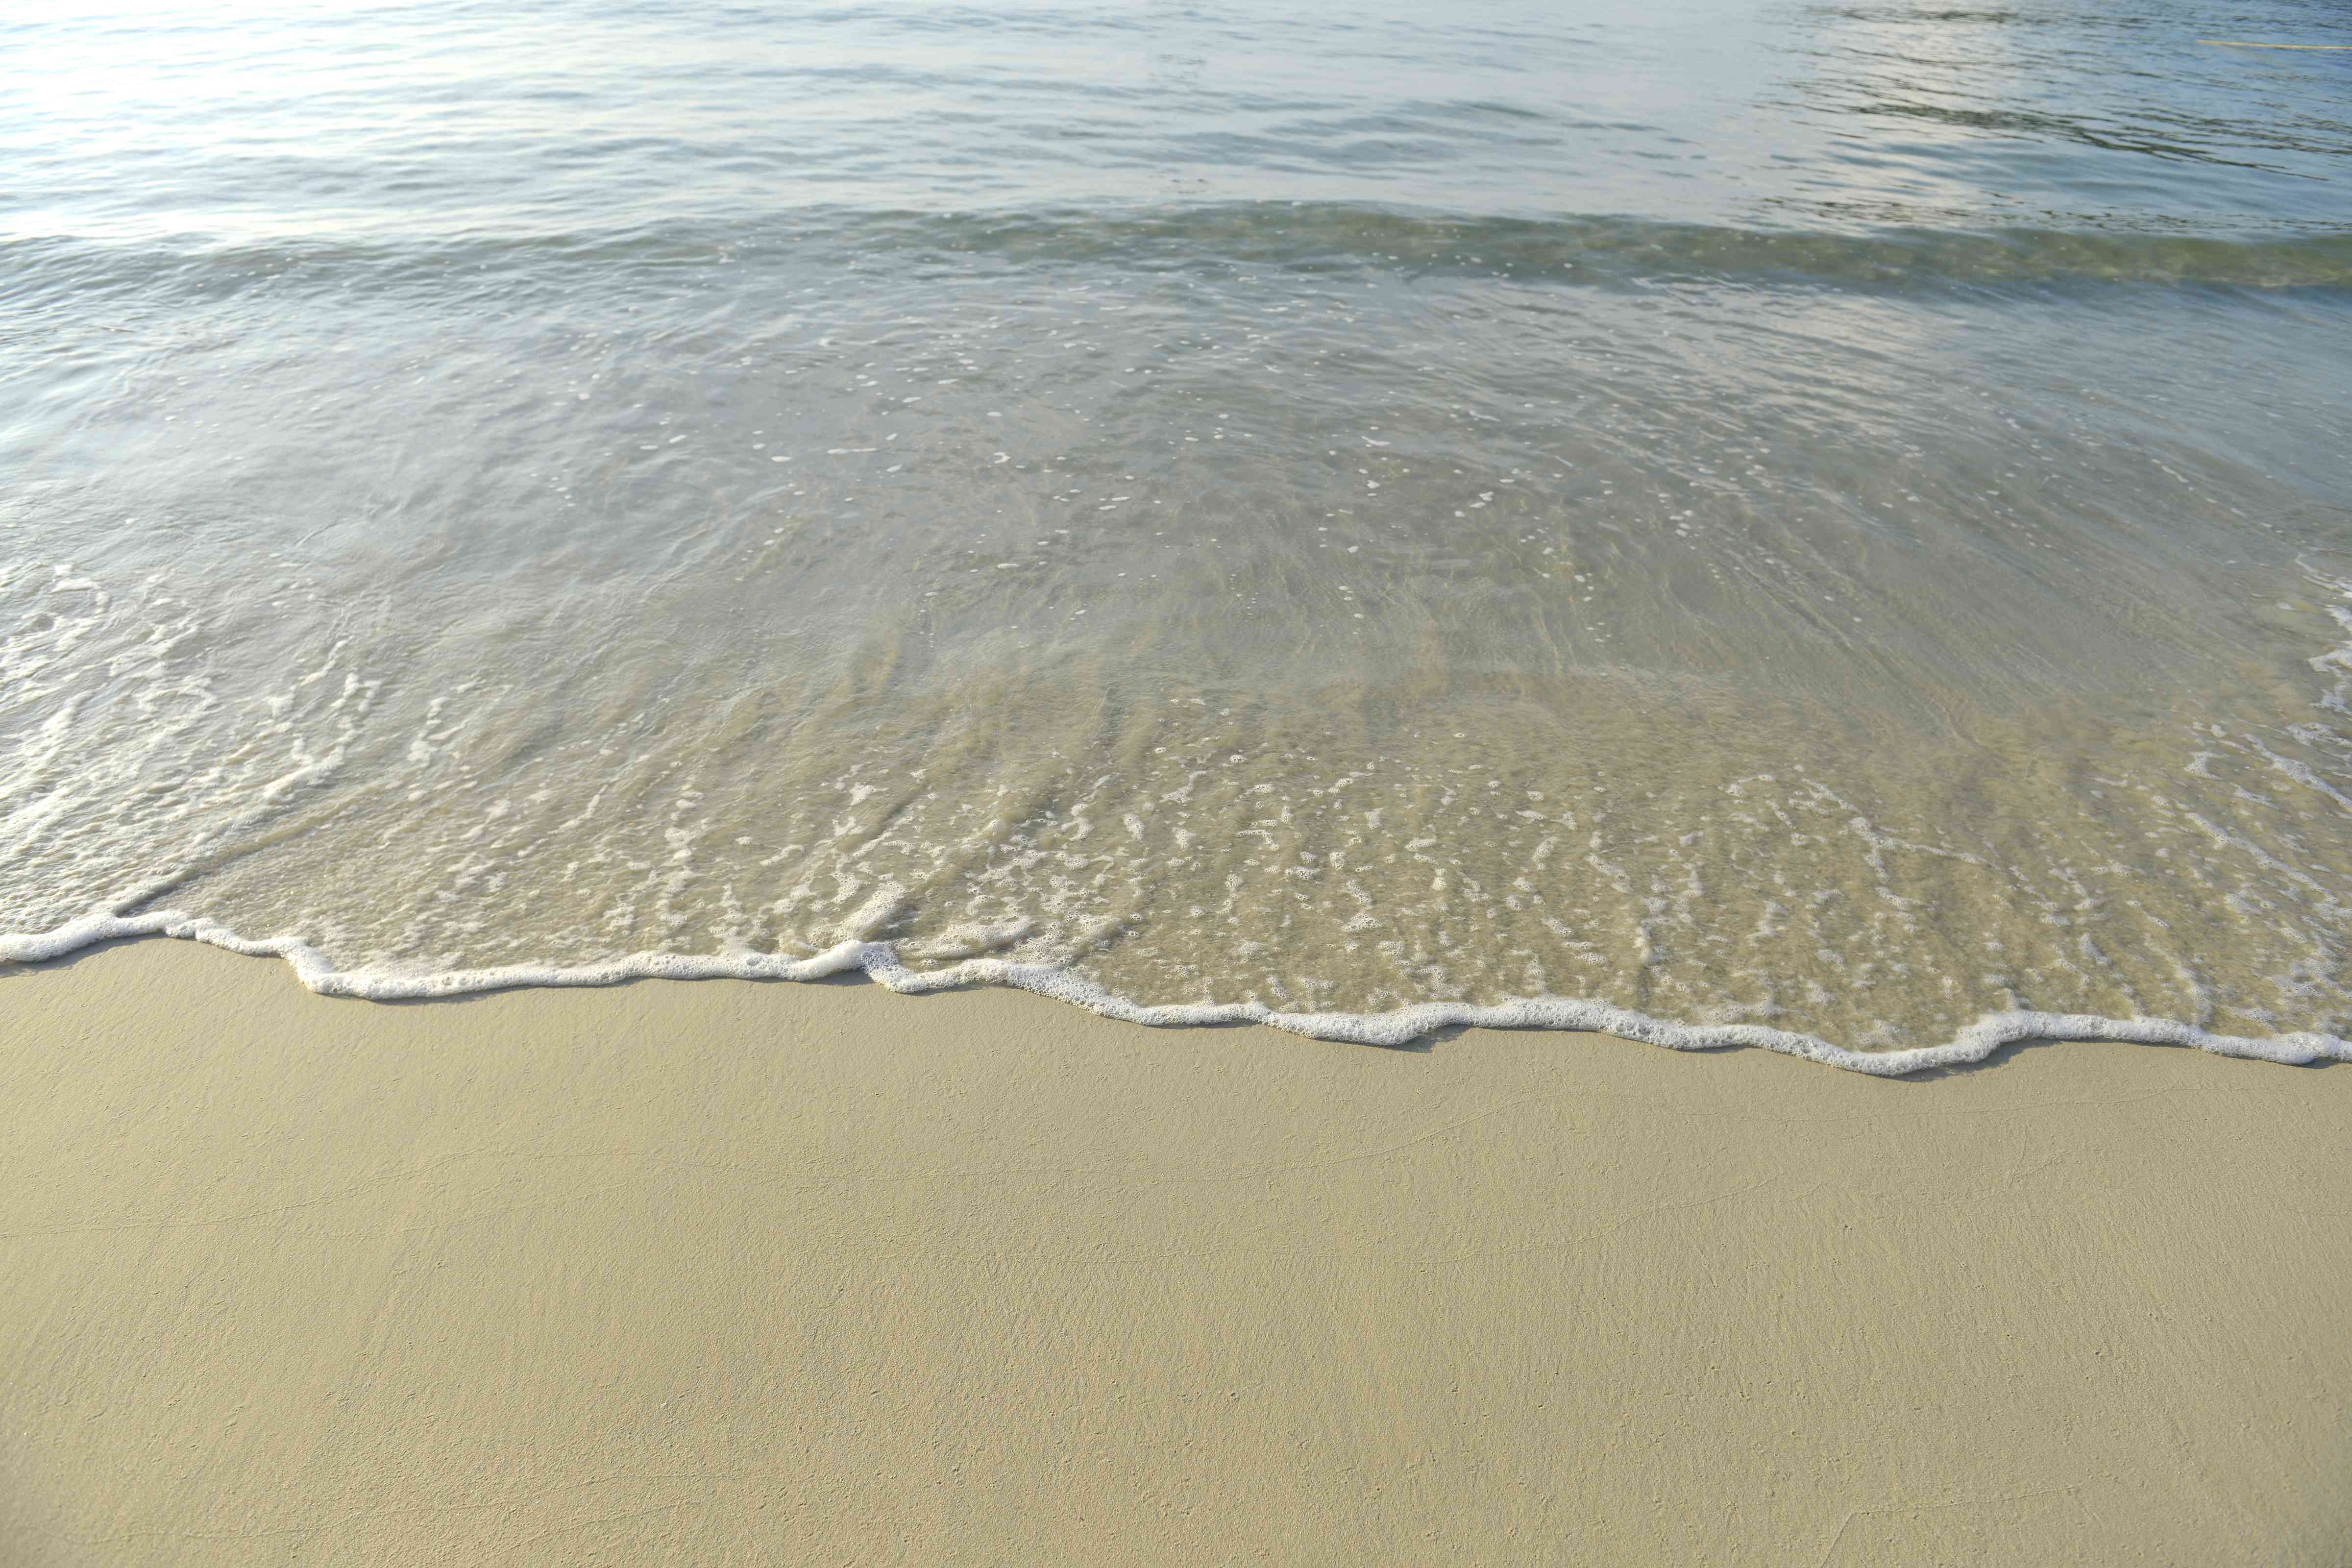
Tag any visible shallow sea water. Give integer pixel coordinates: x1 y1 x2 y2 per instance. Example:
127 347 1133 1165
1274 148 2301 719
5 0 2352 1068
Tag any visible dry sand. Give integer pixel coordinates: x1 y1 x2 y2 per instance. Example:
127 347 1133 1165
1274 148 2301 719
3 937 2348 1565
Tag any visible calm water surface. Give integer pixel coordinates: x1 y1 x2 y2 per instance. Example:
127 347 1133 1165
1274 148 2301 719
5 0 2352 1066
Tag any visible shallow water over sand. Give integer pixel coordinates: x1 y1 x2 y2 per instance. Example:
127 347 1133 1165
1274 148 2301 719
5 1 2351 1062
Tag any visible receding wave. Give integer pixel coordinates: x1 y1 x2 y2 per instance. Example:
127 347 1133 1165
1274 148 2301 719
7 183 2352 1082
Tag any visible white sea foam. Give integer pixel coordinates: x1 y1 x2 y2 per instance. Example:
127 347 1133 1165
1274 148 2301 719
6 909 2346 1078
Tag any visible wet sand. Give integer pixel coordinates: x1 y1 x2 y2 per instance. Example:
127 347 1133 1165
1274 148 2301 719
3 937 2347 1564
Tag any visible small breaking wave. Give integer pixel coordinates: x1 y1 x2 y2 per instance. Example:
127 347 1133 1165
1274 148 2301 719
9 206 2352 316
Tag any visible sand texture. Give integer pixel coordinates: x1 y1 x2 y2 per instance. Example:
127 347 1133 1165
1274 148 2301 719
3 938 2348 1565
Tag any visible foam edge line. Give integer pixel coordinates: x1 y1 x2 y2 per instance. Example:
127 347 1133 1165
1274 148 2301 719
5 909 2347 1078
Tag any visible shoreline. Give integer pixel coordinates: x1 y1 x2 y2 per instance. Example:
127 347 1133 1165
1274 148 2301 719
7 916 2348 1076
5 936 2349 1563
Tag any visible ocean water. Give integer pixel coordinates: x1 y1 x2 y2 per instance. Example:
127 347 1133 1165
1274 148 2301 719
5 0 2352 1073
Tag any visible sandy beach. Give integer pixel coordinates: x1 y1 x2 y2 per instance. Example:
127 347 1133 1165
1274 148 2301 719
1 938 2345 1564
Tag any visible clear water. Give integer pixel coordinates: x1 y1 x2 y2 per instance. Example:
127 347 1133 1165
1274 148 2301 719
5 0 2352 1070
